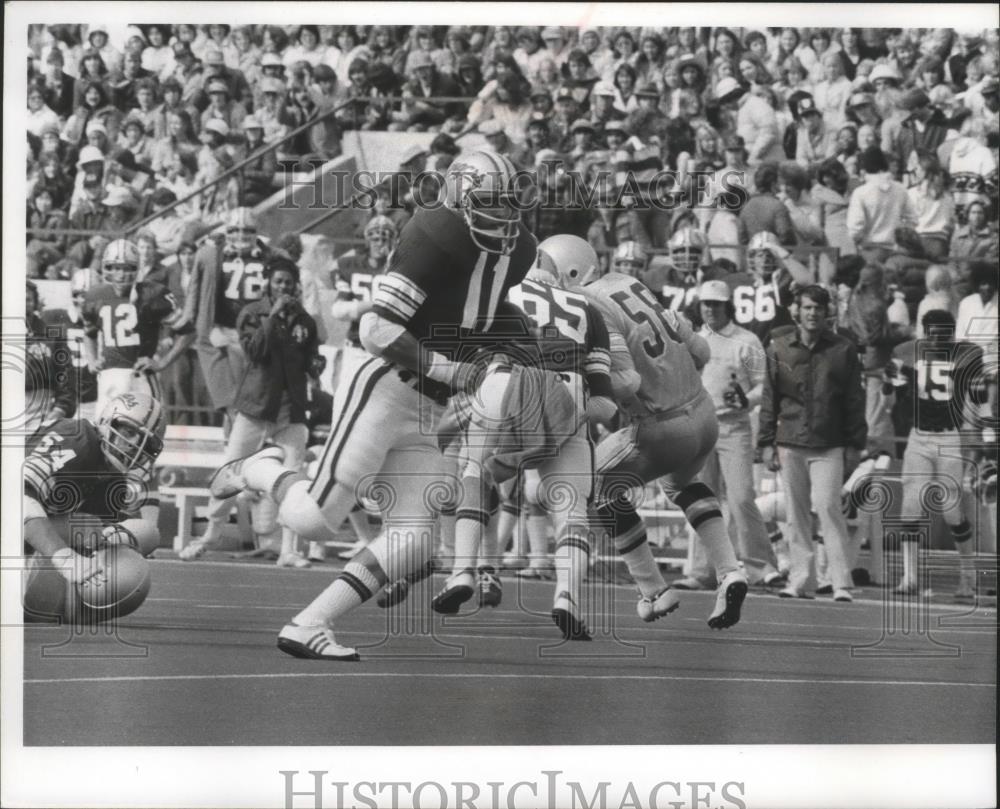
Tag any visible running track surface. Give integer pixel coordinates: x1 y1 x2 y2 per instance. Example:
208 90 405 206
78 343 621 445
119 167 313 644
22 557 997 746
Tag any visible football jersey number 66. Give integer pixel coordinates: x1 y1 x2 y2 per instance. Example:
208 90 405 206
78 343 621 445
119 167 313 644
733 285 776 323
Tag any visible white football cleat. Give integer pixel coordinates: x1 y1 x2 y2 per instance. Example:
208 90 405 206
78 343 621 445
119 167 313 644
833 588 854 603
636 586 681 622
276 623 359 661
708 569 749 629
210 446 286 499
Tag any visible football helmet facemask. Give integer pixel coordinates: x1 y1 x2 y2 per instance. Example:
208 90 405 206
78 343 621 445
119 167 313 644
612 241 647 277
364 215 397 259
441 150 523 256
669 227 707 275
96 393 166 477
747 231 782 279
101 239 139 296
225 207 258 253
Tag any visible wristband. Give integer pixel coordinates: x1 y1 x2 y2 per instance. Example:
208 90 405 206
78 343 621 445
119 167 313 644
426 352 458 386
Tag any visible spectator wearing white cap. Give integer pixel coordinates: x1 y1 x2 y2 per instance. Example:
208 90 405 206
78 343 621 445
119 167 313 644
84 23 123 78
676 279 782 590
716 76 784 166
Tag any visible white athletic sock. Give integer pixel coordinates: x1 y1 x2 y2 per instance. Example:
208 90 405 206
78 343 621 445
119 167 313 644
554 526 589 607
526 505 550 567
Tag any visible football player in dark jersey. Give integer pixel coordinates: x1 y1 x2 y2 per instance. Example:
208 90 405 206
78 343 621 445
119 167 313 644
884 309 990 600
719 230 809 346
81 239 192 413
639 227 708 321
182 207 271 420
22 393 165 623
208 149 539 659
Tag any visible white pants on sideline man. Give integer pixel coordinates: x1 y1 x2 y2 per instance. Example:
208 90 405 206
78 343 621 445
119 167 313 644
777 445 853 593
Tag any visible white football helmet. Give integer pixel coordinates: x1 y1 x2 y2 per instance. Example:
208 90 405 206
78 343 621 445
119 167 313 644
611 241 647 277
747 231 782 279
101 239 139 295
440 149 523 255
668 227 707 275
225 207 258 252
364 215 397 259
96 393 166 477
537 234 599 288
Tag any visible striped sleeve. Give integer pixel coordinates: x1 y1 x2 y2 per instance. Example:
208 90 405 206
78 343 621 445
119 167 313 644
372 271 428 326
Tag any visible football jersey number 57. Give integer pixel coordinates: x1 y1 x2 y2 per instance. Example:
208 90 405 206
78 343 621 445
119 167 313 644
611 281 682 358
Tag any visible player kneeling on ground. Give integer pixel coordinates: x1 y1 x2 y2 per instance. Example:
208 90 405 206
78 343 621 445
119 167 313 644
22 393 166 624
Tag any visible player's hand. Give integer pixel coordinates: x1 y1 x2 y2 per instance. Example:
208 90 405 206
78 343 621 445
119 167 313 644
761 445 780 472
843 447 862 478
51 547 104 585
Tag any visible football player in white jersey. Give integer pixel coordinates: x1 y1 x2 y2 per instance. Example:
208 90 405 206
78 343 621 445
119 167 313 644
549 243 751 629
430 238 617 639
208 150 539 660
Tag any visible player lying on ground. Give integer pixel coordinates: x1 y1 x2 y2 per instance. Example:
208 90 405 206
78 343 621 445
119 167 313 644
22 393 165 623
